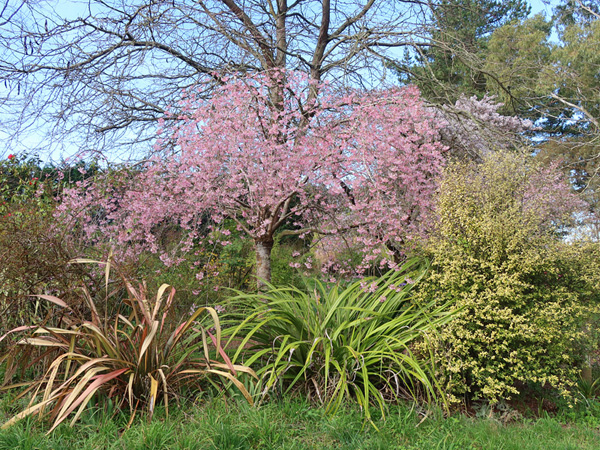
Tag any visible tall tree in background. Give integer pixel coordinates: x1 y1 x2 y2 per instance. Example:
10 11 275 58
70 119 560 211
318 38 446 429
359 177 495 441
394 0 530 104
483 1 599 124
538 1 600 237
546 0 600 132
389 0 600 235
483 0 600 235
483 13 553 118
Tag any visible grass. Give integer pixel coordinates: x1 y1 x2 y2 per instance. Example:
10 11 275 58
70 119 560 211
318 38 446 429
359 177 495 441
0 395 599 450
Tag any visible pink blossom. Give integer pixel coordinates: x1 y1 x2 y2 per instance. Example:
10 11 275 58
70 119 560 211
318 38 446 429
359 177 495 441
56 69 445 280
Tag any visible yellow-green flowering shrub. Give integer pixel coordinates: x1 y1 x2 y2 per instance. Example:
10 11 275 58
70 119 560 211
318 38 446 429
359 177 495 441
415 151 600 403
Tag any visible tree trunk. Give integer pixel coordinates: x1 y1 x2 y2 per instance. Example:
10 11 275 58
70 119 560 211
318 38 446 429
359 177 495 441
255 238 274 290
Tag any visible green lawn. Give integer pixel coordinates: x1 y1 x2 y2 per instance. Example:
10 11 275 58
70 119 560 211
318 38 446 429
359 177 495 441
1 397 599 450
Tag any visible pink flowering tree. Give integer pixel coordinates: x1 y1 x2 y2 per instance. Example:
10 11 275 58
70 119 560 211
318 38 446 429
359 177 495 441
436 94 534 161
59 71 445 286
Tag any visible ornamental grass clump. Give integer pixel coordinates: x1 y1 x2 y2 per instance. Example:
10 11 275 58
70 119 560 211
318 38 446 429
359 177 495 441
0 259 255 432
223 258 454 426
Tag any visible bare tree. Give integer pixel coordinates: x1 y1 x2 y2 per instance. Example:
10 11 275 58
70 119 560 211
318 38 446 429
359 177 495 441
0 0 433 159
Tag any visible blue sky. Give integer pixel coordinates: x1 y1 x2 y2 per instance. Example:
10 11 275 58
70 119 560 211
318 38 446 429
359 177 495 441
530 0 557 16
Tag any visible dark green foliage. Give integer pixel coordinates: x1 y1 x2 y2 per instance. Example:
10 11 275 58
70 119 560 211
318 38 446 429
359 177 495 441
394 0 530 103
0 153 101 209
269 235 306 288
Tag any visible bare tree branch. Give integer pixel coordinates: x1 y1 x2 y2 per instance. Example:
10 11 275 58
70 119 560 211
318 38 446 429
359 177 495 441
0 0 433 159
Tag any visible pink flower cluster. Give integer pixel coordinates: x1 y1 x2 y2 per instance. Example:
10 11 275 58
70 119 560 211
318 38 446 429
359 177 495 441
437 95 533 160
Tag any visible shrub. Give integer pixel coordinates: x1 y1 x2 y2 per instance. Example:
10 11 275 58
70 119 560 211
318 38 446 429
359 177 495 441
415 151 600 404
223 258 454 426
0 154 102 344
0 261 255 432
0 208 88 331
